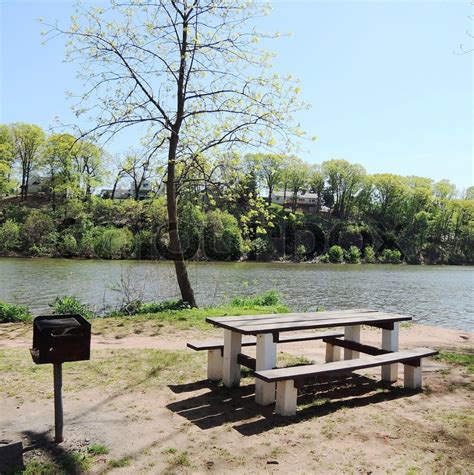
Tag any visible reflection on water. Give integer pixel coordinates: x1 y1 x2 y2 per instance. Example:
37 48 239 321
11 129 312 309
0 258 472 331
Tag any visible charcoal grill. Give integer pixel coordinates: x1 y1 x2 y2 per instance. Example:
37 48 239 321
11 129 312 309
30 314 91 443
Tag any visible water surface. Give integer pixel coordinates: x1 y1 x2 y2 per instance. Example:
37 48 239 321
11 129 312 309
0 258 472 331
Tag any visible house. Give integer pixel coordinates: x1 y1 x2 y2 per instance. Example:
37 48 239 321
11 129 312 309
100 180 153 200
270 190 330 214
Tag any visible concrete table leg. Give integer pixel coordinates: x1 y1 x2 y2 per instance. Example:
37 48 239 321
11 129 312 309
325 343 341 362
222 330 242 388
382 322 399 383
255 333 277 406
344 325 361 360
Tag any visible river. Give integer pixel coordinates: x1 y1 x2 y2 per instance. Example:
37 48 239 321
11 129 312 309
0 258 472 331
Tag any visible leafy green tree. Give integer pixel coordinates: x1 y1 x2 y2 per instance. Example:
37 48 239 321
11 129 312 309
0 219 21 253
245 153 285 204
9 123 45 200
284 157 309 211
0 125 15 196
204 210 242 261
328 244 344 263
51 0 306 306
308 164 325 211
43 133 78 205
322 159 366 218
464 186 474 200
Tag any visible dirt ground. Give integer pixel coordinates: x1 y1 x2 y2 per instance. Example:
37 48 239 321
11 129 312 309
0 321 472 474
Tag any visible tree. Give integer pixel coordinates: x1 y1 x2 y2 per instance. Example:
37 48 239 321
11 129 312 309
43 133 78 206
73 139 106 197
464 186 474 201
10 123 45 200
284 157 309 211
245 153 284 204
121 150 154 200
322 159 366 218
0 125 15 196
50 0 305 306
308 164 325 211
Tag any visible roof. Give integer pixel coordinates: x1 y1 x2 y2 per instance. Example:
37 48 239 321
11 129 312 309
271 190 320 199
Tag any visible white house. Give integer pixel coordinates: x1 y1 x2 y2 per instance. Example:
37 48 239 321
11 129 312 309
270 190 330 214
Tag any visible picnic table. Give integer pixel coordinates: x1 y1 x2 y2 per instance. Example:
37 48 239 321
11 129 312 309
204 309 412 406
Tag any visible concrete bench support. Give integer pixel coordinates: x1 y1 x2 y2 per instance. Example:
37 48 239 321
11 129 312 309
404 362 422 389
382 322 399 382
223 330 242 388
207 349 223 381
276 380 298 416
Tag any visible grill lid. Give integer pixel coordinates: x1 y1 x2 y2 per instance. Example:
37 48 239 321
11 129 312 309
36 317 82 330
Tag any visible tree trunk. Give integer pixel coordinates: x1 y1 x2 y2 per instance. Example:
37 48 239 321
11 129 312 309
268 184 273 205
166 133 197 307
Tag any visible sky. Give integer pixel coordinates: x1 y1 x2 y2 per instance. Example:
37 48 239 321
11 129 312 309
0 0 473 189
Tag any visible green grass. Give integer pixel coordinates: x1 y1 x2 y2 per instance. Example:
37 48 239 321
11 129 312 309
167 451 190 467
0 348 202 400
16 452 93 475
434 351 474 373
108 456 132 468
87 443 109 455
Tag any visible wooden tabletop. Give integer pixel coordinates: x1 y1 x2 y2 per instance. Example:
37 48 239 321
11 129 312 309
206 308 412 335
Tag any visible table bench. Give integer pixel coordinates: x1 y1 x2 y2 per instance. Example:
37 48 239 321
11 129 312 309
255 347 438 416
187 331 344 380
205 309 413 406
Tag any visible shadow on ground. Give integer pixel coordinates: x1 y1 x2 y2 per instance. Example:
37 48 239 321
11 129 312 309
167 373 414 435
2 429 89 475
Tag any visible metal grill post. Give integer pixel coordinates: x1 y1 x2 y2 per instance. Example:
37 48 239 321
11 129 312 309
53 363 63 443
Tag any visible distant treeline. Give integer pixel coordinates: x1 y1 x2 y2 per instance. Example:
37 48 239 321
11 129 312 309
0 123 472 264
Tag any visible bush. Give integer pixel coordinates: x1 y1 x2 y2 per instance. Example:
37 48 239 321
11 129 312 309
22 209 55 250
345 245 361 263
133 230 158 259
319 253 330 263
51 296 95 319
230 290 280 307
94 227 134 259
248 236 275 261
0 219 21 252
295 244 307 262
328 245 344 263
204 210 242 260
380 248 402 264
58 233 78 257
0 302 31 323
364 245 376 263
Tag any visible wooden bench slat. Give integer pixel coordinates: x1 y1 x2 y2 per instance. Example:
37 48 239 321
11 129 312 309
187 331 344 351
255 348 439 383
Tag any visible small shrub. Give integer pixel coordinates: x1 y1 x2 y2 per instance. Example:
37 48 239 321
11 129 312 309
295 244 307 262
380 248 402 264
58 233 78 257
0 301 31 323
328 245 344 263
94 227 134 259
344 245 361 263
230 290 280 307
0 219 21 252
51 296 95 319
108 457 131 468
319 253 330 263
116 299 190 316
248 236 275 261
364 245 376 263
